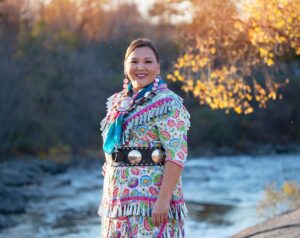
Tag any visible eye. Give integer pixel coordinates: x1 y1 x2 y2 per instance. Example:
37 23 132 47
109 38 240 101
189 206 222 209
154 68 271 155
145 60 153 63
130 60 137 64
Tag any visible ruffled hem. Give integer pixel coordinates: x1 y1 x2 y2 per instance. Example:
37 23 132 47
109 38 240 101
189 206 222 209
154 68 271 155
98 197 188 220
101 215 185 238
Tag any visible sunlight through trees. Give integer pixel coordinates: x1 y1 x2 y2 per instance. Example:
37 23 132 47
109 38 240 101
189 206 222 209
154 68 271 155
161 0 300 114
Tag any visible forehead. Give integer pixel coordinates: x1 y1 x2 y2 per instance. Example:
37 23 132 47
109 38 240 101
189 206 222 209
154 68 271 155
127 46 156 59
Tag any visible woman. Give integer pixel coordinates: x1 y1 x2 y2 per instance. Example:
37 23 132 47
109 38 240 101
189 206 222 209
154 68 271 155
99 38 190 238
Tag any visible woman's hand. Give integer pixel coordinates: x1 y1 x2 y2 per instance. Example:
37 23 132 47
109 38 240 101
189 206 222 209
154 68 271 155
152 198 170 227
151 162 182 227
102 162 107 176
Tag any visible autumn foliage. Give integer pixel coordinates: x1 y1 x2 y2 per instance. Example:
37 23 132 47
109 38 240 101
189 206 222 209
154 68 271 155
164 0 300 114
1 0 300 156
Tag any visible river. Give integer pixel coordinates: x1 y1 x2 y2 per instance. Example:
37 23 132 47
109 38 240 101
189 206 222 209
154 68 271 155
1 154 300 238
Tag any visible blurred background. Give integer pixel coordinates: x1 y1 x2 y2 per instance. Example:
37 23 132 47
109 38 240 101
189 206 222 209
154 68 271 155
0 0 299 237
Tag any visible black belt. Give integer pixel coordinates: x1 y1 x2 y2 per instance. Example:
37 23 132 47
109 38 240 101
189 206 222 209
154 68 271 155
111 146 166 167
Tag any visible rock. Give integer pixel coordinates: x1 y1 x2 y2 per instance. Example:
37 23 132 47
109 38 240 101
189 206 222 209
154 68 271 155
0 157 69 216
0 215 16 229
231 208 300 238
0 168 37 186
38 160 69 175
0 186 27 214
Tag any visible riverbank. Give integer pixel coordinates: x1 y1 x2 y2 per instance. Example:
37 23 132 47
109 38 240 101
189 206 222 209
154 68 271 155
231 208 300 238
1 154 300 237
189 142 300 157
0 156 101 230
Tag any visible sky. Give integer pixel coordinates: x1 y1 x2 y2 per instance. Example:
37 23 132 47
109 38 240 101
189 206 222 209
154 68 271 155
129 0 155 16
29 0 155 17
29 0 192 23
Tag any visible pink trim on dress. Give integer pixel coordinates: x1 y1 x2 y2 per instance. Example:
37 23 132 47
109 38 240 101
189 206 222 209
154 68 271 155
111 196 185 205
165 159 184 168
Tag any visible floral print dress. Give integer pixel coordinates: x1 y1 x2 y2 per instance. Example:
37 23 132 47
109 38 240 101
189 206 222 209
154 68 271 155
99 87 190 238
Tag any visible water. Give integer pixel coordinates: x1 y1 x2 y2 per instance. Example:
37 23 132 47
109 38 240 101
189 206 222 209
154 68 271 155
184 154 300 237
1 154 300 238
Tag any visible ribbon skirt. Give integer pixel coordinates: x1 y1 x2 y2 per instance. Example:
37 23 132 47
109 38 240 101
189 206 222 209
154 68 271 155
101 215 185 238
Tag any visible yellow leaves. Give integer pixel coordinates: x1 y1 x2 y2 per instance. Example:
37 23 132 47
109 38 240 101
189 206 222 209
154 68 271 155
254 26 261 33
210 72 217 78
219 101 228 109
234 21 244 31
247 0 300 58
210 47 216 54
166 74 176 82
234 106 242 114
177 67 258 114
178 75 184 81
283 181 299 196
266 58 274 66
166 0 299 115
171 70 184 82
258 48 275 66
245 107 254 114
268 91 277 100
275 20 285 29
259 48 269 57
205 97 212 103
178 59 184 68
183 54 189 61
258 181 300 217
208 38 215 45
187 79 194 87
246 94 253 101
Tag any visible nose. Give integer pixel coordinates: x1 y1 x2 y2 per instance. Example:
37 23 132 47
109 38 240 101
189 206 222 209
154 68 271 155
137 62 145 69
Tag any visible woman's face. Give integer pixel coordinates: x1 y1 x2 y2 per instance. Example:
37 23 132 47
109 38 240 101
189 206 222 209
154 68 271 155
124 46 160 91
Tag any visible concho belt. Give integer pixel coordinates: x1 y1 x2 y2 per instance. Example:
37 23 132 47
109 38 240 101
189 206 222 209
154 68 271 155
111 146 166 167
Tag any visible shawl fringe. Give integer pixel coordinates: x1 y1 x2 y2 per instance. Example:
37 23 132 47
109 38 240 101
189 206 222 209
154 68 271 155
121 98 175 144
100 93 119 136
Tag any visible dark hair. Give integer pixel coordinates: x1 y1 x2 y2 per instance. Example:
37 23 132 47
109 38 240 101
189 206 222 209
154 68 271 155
124 38 160 63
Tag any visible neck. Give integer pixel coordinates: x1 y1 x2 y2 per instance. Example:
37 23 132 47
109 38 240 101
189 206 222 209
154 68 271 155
132 86 141 93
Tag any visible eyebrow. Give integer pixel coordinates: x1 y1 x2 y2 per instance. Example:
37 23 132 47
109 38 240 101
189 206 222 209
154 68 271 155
130 57 154 60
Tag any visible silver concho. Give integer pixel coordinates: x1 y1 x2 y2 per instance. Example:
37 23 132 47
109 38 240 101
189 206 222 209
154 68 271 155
128 150 142 164
117 97 134 112
151 149 165 163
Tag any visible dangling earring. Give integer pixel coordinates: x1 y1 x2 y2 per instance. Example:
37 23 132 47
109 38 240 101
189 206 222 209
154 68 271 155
152 75 161 91
116 76 134 112
123 77 129 95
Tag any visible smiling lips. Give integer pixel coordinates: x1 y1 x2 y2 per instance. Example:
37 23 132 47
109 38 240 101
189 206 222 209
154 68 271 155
135 73 148 79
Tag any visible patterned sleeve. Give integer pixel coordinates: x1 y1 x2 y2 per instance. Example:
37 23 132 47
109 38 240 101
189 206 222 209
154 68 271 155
156 97 191 168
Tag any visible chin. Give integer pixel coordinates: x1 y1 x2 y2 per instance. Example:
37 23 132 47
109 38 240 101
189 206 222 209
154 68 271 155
133 81 147 88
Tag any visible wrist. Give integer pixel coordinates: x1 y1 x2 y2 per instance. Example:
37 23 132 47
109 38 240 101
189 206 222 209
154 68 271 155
157 193 172 202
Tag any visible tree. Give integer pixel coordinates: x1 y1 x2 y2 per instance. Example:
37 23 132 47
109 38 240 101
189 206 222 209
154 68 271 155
151 0 300 114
